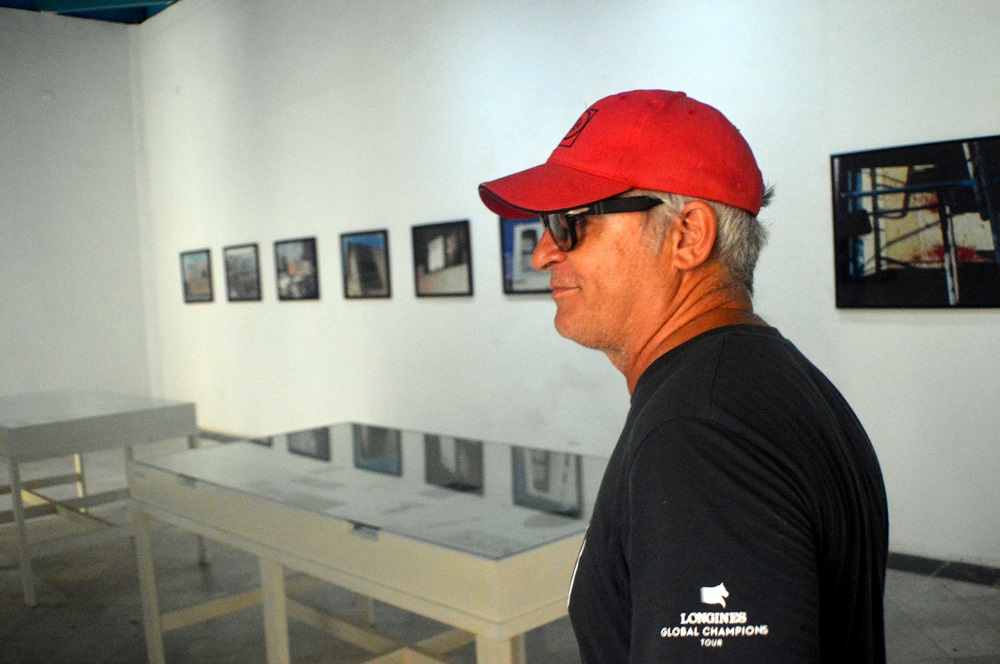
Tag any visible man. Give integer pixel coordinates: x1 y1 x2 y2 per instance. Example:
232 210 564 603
478 90 888 663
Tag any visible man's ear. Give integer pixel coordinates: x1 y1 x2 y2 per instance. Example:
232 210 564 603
670 200 718 270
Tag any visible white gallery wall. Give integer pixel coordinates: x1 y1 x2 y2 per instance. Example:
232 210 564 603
0 9 149 396
3 0 999 567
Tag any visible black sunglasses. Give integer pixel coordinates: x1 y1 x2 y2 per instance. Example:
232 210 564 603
538 196 663 251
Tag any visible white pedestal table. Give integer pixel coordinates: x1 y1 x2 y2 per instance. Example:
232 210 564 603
128 423 604 664
0 390 198 605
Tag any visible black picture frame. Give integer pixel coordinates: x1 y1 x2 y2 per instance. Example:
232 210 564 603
499 216 550 294
341 230 391 299
832 134 1000 308
511 447 583 518
352 424 403 476
287 426 331 461
180 248 213 303
274 237 320 301
223 243 262 302
411 220 473 297
424 435 484 494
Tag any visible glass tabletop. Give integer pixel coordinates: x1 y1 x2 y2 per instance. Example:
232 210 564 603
134 422 606 561
0 390 191 430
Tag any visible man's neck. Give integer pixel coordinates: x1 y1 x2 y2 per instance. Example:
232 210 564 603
612 278 766 394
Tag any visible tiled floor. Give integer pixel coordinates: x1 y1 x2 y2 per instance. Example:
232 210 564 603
885 568 1000 663
2 451 1000 663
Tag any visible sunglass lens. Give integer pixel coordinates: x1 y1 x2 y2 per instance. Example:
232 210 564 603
542 213 573 251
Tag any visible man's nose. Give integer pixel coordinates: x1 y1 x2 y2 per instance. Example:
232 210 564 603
531 228 566 270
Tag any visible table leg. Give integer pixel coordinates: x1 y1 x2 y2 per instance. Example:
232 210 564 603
187 435 209 566
259 556 291 664
195 535 209 567
357 594 376 627
73 453 89 515
133 509 166 664
125 447 137 531
7 459 37 607
73 452 88 498
475 634 526 664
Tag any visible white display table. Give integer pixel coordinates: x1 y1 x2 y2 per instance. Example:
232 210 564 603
129 423 604 664
0 390 198 605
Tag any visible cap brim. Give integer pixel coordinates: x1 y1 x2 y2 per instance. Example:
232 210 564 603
479 161 631 218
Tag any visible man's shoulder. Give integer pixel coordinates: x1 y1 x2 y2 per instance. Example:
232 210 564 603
632 324 790 412
624 324 824 452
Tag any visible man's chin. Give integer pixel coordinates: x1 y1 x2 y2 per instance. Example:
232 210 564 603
554 316 604 351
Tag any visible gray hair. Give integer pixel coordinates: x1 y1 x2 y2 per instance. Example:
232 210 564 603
633 187 772 295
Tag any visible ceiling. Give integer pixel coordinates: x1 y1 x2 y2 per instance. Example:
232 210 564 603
0 0 178 24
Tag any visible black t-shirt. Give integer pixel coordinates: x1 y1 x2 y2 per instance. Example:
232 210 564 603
568 325 888 663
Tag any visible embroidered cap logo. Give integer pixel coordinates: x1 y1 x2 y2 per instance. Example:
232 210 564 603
559 108 598 148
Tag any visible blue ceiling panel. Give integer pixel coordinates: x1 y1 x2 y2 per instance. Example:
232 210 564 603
0 0 177 24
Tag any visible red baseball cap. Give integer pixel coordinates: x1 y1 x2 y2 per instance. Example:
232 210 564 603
479 89 763 218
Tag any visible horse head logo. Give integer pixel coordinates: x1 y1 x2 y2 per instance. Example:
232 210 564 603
700 583 729 608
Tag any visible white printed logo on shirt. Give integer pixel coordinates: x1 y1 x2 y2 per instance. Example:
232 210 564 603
659 583 770 648
700 582 729 608
567 530 587 609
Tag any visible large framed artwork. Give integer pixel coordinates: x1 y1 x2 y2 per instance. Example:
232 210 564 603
274 237 319 301
223 243 262 302
341 230 391 299
180 249 213 303
832 135 1000 308
499 216 550 294
411 220 473 297
511 447 583 518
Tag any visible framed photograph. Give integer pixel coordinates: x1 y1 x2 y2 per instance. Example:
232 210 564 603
287 426 331 461
180 249 213 303
274 237 320 301
352 424 402 476
411 220 473 297
511 447 583 518
341 230 391 299
223 243 262 302
424 435 484 494
500 217 550 294
832 134 1000 308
